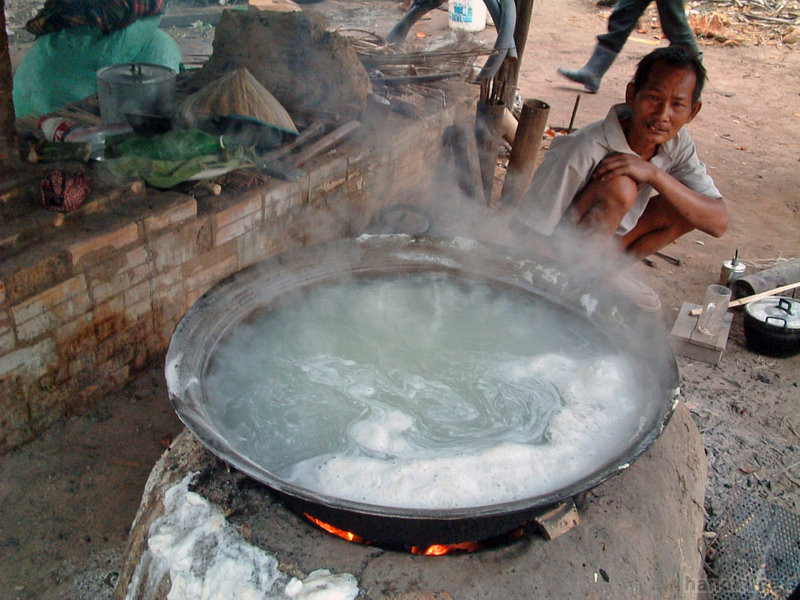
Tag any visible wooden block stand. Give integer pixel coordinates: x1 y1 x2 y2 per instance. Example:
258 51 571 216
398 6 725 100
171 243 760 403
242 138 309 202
670 302 734 365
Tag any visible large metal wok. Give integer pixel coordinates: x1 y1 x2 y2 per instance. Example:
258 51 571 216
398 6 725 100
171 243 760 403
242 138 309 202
165 235 679 546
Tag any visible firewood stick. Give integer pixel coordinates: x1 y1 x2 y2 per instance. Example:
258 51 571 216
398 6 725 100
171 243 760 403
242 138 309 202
261 121 327 164
292 121 361 167
689 281 800 316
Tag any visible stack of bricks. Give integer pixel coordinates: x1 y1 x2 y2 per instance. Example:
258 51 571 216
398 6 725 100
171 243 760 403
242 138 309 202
0 87 476 453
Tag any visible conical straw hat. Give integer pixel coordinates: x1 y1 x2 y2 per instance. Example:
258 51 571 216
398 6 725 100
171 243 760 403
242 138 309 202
178 67 297 132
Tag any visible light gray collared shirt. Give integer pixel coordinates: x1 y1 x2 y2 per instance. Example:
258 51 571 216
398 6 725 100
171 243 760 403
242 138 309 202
515 104 721 236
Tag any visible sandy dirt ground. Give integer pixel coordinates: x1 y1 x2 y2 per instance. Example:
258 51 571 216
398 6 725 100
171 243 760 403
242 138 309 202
0 0 798 598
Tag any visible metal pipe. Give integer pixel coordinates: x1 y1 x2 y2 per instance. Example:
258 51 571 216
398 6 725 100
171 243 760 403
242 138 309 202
478 0 516 81
655 250 681 266
386 0 446 44
567 94 580 133
732 258 800 299
498 98 550 207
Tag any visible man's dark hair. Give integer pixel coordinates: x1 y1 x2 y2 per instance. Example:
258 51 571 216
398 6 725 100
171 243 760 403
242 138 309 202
632 46 707 105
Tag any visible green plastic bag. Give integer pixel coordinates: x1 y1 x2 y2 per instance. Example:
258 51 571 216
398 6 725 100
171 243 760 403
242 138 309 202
103 154 248 189
108 129 223 162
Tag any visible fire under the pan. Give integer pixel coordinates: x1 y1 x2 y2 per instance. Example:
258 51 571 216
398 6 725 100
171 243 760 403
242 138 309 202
203 271 650 511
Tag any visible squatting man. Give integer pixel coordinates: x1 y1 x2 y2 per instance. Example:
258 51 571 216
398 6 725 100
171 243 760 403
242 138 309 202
512 46 728 305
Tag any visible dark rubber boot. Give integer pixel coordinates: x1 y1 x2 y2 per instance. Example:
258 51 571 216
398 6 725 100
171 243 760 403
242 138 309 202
557 45 618 94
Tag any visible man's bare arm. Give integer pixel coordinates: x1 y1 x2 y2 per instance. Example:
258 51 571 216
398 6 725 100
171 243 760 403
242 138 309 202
592 152 727 237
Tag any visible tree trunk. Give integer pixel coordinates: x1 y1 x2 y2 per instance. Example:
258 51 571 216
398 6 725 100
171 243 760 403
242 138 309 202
0 0 19 163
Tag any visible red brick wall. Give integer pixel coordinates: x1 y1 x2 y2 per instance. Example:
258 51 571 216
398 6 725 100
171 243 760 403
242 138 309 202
0 94 476 452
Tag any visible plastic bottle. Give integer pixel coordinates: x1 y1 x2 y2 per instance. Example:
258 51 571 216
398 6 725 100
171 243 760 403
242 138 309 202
448 0 487 32
65 123 134 161
37 117 72 142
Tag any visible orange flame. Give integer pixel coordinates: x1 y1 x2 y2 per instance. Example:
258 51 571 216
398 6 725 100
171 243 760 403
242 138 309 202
304 513 367 544
410 541 483 555
304 514 523 556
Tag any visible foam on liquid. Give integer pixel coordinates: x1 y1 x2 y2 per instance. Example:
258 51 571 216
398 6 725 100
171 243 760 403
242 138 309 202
204 273 647 510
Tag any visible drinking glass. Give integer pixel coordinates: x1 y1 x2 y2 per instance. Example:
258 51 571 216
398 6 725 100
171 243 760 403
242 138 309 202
698 284 731 336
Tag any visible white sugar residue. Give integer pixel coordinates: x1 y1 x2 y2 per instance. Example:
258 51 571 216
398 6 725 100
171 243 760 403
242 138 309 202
285 569 359 600
450 236 478 251
126 474 360 600
580 293 598 316
139 473 285 600
521 269 534 284
164 353 182 397
395 251 461 270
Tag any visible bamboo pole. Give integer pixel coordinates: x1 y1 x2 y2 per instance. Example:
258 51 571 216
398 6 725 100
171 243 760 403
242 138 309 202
0 0 19 163
473 0 536 206
474 98 506 205
498 98 549 207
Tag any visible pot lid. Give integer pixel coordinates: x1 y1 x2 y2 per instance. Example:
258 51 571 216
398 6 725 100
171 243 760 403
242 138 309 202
97 63 176 85
745 296 800 329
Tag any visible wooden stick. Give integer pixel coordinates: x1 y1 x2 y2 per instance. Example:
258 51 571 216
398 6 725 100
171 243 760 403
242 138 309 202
689 281 800 315
567 94 580 133
260 120 327 164
372 72 461 86
292 121 361 167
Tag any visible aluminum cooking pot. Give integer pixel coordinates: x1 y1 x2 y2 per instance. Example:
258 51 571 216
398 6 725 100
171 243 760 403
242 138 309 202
97 63 177 126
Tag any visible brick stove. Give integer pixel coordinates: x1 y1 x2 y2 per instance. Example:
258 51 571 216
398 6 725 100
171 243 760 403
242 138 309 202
118 242 708 600
117 400 707 600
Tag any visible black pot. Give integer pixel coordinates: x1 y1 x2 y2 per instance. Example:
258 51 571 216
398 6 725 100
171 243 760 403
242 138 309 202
743 296 800 357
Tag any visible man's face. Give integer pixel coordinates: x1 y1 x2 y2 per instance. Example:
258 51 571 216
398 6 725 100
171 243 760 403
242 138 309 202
625 62 702 149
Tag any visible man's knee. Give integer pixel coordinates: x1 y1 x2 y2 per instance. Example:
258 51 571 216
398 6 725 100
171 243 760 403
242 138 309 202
585 174 639 213
641 195 693 233
622 195 695 252
563 174 639 235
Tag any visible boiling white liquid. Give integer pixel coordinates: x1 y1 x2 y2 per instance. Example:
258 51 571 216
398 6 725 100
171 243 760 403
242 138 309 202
204 273 646 509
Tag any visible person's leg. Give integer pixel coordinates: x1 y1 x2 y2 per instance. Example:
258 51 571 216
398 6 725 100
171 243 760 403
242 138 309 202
558 173 639 239
557 46 617 93
598 0 653 53
557 0 650 92
548 174 639 272
618 194 694 260
654 0 700 55
603 194 690 312
548 177 663 309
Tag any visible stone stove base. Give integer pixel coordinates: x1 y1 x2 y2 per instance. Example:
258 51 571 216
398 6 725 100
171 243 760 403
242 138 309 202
116 401 707 600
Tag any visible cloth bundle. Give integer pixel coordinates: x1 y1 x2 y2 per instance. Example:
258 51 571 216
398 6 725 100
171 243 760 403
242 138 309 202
40 169 92 212
26 0 166 36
